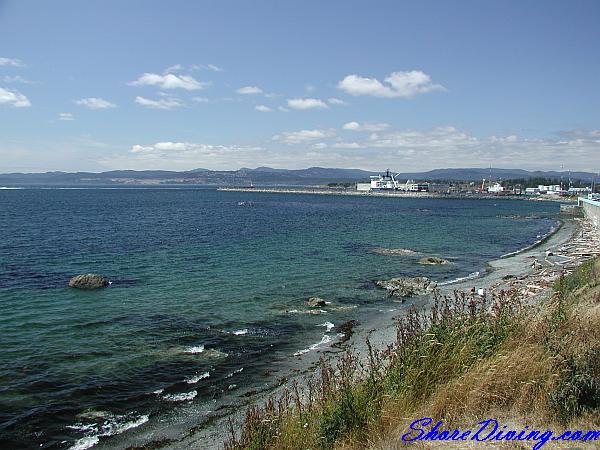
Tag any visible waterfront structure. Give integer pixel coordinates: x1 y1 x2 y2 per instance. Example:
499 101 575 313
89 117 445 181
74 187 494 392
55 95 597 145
487 182 505 194
358 169 429 192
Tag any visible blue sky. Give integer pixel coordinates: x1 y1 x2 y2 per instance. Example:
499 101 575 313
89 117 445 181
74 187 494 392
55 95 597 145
1 0 599 172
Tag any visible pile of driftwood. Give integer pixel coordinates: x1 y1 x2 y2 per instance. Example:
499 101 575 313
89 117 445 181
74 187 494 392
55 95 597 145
491 218 600 300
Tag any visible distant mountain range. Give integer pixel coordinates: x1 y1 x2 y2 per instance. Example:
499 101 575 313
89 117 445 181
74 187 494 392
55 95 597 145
0 167 596 186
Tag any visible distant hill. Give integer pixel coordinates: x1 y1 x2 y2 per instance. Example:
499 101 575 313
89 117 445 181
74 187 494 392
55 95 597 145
395 168 597 182
0 167 595 186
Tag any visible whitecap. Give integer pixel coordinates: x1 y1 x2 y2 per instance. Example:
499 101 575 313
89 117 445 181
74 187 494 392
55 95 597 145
109 415 149 434
69 436 99 450
438 271 481 286
225 367 244 378
318 322 335 332
186 372 210 384
163 390 197 402
152 388 164 394
67 413 149 450
232 329 248 336
183 345 205 354
293 334 334 357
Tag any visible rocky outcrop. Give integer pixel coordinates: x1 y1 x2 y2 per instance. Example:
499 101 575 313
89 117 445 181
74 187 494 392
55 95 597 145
307 297 327 307
418 256 450 265
368 247 418 256
68 274 109 289
375 276 437 298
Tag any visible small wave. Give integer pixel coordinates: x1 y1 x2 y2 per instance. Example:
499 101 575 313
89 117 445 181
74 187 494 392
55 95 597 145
225 367 244 378
69 436 99 450
285 309 327 315
181 345 228 359
186 372 210 384
152 388 164 394
438 271 481 286
109 415 149 434
0 186 23 190
183 345 205 354
500 224 559 258
67 413 149 450
163 390 197 402
232 329 248 335
293 334 335 357
318 321 335 332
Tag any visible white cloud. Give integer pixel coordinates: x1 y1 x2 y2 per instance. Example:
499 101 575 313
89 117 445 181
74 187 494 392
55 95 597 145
53 126 600 173
338 70 445 98
135 96 183 110
58 112 74 121
0 87 31 107
236 86 263 95
130 141 262 154
2 75 35 84
287 98 328 110
273 128 336 145
75 97 116 109
192 96 210 103
332 142 363 149
342 121 390 132
191 63 224 72
163 64 184 74
130 73 209 90
342 121 360 131
255 105 272 112
0 57 24 67
278 106 289 112
328 97 347 105
369 126 477 149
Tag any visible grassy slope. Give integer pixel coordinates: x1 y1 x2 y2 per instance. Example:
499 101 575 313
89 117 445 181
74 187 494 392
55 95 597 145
225 258 600 450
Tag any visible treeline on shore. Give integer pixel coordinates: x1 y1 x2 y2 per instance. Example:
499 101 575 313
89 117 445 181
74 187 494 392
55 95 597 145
224 258 600 449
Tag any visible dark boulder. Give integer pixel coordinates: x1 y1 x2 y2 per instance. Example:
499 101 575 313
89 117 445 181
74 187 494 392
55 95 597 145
69 274 109 289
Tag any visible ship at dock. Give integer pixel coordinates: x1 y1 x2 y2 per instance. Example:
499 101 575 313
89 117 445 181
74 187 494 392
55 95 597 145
356 169 429 192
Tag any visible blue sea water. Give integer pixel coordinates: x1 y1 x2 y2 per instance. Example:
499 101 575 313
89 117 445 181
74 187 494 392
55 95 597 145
0 188 560 449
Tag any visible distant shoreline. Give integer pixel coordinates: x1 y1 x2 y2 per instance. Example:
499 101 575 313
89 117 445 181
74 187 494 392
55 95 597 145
217 186 565 202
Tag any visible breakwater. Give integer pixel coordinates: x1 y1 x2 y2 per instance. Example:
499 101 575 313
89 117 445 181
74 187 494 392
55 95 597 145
217 187 524 200
579 197 600 236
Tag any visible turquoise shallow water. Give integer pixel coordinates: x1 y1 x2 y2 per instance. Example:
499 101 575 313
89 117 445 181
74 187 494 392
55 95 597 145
0 188 559 448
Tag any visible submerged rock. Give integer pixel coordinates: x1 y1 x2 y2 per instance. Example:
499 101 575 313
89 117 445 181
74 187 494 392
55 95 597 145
307 297 327 307
418 256 450 265
375 276 437 299
368 247 418 257
68 274 109 289
333 320 359 346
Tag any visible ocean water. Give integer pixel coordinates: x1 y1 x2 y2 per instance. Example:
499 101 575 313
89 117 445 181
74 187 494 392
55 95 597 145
0 188 560 449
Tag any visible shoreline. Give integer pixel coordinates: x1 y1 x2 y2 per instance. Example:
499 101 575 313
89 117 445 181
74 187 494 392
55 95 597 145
217 186 571 203
126 218 585 450
88 211 596 450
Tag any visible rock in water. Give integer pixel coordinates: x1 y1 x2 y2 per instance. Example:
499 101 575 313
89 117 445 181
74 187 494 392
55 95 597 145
418 256 449 265
307 297 327 307
69 274 109 289
375 277 437 299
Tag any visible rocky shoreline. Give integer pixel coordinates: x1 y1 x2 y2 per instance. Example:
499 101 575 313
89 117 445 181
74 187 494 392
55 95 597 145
104 218 592 450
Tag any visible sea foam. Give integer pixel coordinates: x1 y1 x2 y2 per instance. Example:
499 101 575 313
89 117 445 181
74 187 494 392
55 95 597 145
185 372 210 384
163 390 197 402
